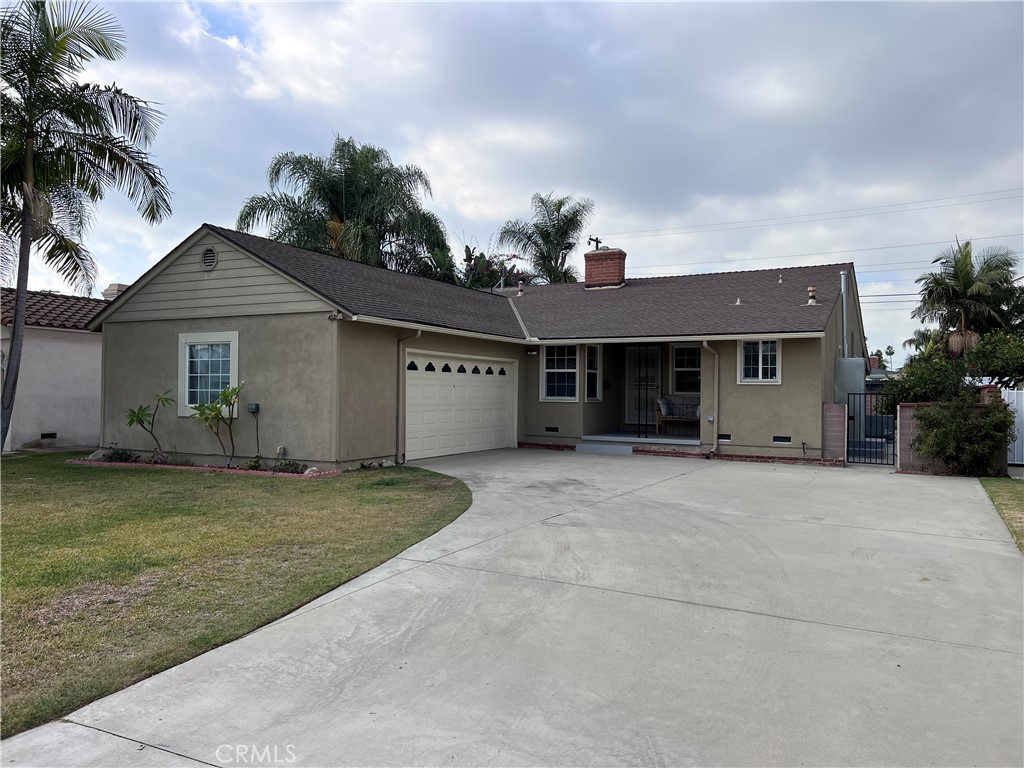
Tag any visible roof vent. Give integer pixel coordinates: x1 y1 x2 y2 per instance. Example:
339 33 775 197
517 280 524 297
201 248 218 271
778 275 783 284
807 286 817 305
735 297 742 305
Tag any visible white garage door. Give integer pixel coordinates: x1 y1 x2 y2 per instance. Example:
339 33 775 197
405 353 515 461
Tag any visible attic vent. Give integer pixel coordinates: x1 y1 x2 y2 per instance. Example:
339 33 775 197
200 248 218 271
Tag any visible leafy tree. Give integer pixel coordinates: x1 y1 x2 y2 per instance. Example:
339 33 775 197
497 192 595 283
0 0 171 447
882 354 969 407
911 238 1018 354
237 135 447 273
966 331 1024 390
460 245 533 290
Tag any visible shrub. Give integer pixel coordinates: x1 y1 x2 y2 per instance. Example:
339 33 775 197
274 460 308 475
244 455 265 471
102 445 139 463
882 353 969 408
912 393 1016 476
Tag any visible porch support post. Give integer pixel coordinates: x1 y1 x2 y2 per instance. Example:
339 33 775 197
703 340 719 454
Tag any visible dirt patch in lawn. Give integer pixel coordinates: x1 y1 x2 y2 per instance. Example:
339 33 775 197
31 574 160 625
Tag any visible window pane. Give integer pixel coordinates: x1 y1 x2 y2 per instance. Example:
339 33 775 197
743 341 759 379
762 341 777 380
187 341 232 405
675 371 701 393
586 371 598 399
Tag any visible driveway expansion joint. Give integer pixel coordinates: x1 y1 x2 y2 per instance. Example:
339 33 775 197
61 720 216 767
430 560 1024 657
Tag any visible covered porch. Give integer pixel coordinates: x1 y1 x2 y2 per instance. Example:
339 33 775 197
579 341 709 445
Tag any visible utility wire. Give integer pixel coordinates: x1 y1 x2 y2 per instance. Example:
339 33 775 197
626 234 1024 273
599 188 1024 238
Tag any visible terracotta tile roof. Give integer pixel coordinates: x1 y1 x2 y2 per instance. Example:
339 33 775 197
1 287 108 330
207 225 527 339
508 263 853 339
187 226 855 342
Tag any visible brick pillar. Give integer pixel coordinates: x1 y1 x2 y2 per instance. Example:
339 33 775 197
822 402 847 461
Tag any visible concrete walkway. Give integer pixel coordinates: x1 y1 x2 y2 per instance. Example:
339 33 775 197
4 450 1022 767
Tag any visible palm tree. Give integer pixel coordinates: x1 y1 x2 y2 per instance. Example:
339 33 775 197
496 192 595 284
903 328 942 354
911 238 1018 354
1 0 172 446
884 345 895 369
237 135 448 273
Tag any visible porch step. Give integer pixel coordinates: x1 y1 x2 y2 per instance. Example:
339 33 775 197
576 443 634 456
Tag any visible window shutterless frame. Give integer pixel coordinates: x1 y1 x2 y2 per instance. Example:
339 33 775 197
177 331 239 415
736 339 781 384
541 344 578 401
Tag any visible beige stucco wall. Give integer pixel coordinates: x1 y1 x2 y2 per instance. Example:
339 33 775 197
1 326 102 450
714 338 824 457
101 313 336 464
335 323 527 461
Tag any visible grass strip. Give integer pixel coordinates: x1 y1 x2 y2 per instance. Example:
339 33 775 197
980 477 1024 553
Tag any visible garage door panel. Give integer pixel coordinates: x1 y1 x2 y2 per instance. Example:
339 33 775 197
406 354 515 460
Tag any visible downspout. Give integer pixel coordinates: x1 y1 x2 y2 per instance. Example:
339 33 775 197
702 341 719 455
395 329 421 463
840 271 848 358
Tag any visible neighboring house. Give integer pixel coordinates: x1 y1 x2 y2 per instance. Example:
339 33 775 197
1 287 111 451
90 224 868 467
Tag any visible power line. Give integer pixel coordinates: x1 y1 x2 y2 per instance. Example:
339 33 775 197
600 188 1024 237
600 192 1024 241
625 233 1024 273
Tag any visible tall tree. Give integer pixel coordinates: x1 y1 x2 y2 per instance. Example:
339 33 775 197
884 344 895 369
237 135 447 273
911 238 1018 354
1 0 172 446
496 192 595 284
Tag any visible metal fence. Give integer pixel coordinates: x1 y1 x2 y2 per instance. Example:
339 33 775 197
847 392 898 466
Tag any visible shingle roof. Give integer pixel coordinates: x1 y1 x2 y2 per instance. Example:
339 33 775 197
207 225 526 339
508 263 853 339
1 287 108 330
202 225 852 341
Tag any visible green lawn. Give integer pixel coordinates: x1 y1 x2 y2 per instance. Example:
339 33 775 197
981 477 1024 553
0 452 470 738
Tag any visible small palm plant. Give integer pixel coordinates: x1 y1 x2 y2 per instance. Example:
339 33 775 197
191 384 244 467
125 390 174 460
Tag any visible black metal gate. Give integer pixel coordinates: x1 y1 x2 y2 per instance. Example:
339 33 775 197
847 392 898 465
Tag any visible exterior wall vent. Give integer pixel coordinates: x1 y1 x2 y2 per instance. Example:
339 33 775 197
545 426 560 433
717 433 732 441
200 248 218 271
772 435 792 444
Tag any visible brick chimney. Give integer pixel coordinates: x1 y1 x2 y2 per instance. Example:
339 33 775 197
583 247 627 289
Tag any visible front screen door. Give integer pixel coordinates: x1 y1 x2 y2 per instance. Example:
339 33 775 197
625 346 661 425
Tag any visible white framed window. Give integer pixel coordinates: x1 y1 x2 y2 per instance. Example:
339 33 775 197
542 345 577 401
585 345 602 401
178 331 238 415
738 339 781 384
672 344 701 394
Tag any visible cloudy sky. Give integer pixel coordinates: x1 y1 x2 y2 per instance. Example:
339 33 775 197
24 1 1024 365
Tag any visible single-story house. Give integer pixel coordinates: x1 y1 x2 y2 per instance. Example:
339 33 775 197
1 287 111 451
89 224 868 467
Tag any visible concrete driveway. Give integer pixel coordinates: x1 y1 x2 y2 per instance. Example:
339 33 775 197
5 450 1022 767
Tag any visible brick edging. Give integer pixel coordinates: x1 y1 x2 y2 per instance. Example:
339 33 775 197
64 458 346 479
